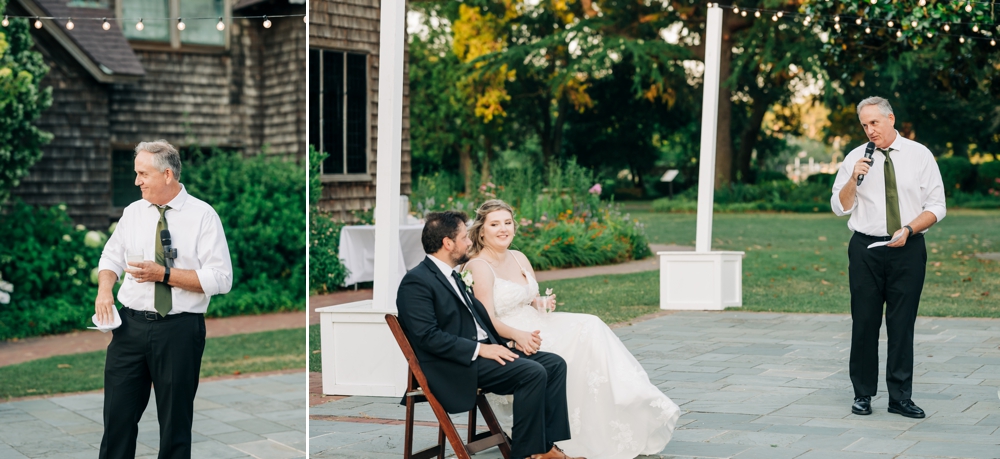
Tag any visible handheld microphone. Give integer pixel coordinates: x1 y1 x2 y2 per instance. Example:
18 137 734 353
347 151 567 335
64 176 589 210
160 229 177 268
856 141 876 186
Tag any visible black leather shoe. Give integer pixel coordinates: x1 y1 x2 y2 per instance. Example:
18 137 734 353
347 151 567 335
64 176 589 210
851 396 872 415
888 399 925 418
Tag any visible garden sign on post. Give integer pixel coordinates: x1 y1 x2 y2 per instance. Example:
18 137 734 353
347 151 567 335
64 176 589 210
316 0 408 397
658 5 744 310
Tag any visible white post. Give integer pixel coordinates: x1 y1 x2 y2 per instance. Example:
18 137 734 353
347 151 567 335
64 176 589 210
371 0 407 313
695 6 723 253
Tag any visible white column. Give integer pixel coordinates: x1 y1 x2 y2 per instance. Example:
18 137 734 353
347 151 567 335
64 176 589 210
695 6 723 253
371 0 407 313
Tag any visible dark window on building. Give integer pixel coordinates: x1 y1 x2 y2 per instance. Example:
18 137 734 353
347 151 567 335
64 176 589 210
112 150 141 207
309 49 368 175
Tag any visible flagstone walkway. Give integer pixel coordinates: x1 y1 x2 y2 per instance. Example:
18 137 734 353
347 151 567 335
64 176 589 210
0 372 306 459
309 311 1000 458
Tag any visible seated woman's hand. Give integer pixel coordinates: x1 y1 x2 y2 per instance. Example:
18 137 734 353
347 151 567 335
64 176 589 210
513 330 543 355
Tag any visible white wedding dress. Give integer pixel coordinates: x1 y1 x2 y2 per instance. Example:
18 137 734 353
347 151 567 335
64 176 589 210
472 258 680 459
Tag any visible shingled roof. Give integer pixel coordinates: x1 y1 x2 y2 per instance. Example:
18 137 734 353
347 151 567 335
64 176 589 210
15 0 145 82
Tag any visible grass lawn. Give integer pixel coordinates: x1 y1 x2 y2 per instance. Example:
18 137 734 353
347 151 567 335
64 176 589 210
0 328 306 399
637 209 1000 317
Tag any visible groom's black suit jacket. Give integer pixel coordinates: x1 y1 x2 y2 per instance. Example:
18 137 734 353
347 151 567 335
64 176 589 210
396 256 505 413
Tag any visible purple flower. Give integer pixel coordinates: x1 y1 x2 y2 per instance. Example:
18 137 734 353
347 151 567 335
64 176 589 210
589 183 602 195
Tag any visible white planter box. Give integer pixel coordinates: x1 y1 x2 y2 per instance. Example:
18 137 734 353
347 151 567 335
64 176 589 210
316 301 407 397
658 251 744 310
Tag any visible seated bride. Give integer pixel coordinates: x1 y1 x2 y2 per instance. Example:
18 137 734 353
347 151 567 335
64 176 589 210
463 199 681 459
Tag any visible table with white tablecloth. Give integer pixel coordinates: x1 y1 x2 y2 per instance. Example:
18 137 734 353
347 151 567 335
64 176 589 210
338 224 426 286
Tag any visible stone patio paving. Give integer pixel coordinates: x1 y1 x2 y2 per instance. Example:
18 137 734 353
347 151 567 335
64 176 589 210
0 372 306 459
309 312 1000 458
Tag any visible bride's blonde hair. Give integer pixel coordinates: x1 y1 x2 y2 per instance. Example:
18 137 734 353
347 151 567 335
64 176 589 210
469 199 518 258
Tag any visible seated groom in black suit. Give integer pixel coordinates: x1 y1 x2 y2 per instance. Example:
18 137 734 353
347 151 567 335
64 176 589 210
396 211 581 459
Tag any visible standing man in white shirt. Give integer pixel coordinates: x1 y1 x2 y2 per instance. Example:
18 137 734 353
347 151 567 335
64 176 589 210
94 140 233 459
831 97 946 419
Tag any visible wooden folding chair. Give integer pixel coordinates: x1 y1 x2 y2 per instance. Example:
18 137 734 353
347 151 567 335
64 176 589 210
385 314 512 459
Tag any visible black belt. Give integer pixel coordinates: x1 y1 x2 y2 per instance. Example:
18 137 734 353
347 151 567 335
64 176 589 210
122 308 201 321
854 231 923 242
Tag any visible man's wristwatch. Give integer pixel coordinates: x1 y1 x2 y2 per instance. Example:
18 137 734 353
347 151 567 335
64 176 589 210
904 225 914 237
162 265 171 284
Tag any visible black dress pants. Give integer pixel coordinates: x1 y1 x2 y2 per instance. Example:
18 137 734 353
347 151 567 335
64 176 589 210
477 350 570 459
99 309 206 459
848 232 926 401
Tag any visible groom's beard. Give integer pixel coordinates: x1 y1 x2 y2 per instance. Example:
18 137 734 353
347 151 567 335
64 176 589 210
452 250 470 266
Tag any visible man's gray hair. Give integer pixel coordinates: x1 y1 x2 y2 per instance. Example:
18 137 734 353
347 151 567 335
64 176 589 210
857 96 894 117
135 140 182 181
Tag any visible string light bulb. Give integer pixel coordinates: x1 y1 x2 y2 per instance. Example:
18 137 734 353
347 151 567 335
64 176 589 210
776 12 783 18
803 16 811 25
972 24 979 33
1 16 7 27
992 39 996 46
887 21 894 28
927 31 933 38
66 18 74 30
965 3 972 12
34 18 42 29
834 23 841 32
136 18 144 31
772 14 778 21
855 18 863 25
754 11 761 18
866 26 872 34
944 24 950 32
871 0 877 4
896 30 902 37
911 20 917 28
102 18 111 31
741 11 747 17
918 0 926 5
177 18 186 31
733 6 739 13
263 16 272 28
959 36 965 43
216 17 225 31
834 15 840 23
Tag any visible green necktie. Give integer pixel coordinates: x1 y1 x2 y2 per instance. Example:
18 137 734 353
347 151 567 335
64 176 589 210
154 206 172 317
882 148 902 236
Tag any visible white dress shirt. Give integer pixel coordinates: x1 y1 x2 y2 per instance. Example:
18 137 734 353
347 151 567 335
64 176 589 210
427 255 487 361
831 131 947 236
99 185 234 314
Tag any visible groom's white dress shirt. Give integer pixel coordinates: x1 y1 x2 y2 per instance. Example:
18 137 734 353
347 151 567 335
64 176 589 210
427 255 487 361
99 184 233 314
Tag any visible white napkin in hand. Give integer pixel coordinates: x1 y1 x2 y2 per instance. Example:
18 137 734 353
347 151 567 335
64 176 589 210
89 307 122 333
867 232 903 249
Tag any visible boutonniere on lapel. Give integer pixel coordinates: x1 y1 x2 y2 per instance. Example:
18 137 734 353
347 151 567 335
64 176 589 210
459 269 474 292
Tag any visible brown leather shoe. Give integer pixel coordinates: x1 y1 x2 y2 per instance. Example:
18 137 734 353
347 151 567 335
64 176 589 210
529 445 585 459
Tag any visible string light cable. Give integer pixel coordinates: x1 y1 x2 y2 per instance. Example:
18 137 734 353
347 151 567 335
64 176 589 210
0 13 306 30
711 3 998 46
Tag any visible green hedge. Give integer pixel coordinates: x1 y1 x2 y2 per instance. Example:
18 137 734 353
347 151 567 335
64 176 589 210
0 152 306 340
0 202 109 339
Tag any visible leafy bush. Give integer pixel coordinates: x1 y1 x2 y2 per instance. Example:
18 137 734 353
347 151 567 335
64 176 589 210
948 191 1000 209
309 146 349 293
937 156 975 196
0 201 108 339
412 158 651 270
169 151 307 316
652 179 833 213
975 161 1000 195
0 8 54 204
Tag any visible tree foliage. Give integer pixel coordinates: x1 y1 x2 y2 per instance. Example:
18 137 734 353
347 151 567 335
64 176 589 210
0 6 53 204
